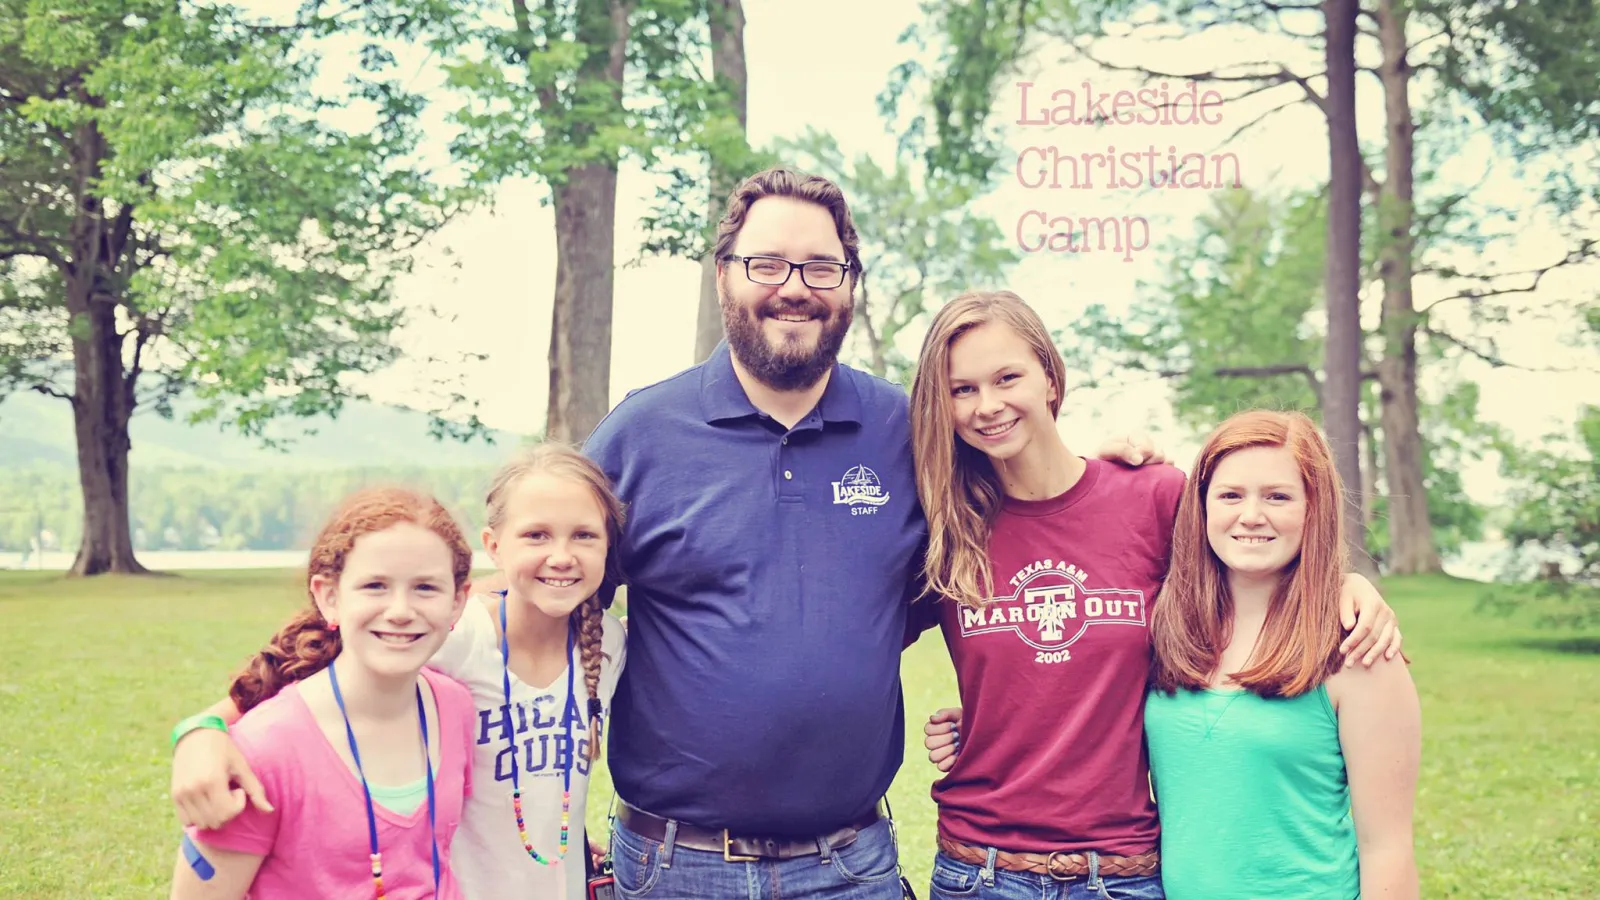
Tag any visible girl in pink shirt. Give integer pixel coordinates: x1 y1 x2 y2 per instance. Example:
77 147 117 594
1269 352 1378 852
170 487 477 900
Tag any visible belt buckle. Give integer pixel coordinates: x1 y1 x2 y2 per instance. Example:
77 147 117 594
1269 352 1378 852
722 829 759 863
1044 850 1079 882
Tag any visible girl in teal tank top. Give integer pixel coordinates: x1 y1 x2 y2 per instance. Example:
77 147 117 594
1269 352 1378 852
1144 411 1422 900
1145 685 1358 898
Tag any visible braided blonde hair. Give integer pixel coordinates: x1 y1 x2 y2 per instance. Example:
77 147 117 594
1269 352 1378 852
485 442 626 762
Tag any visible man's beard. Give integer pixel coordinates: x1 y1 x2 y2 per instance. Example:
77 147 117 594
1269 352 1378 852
721 285 853 392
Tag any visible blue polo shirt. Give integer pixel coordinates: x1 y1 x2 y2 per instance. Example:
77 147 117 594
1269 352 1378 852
583 342 927 835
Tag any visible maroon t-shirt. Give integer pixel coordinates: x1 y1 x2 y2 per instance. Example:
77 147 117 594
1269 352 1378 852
912 458 1186 855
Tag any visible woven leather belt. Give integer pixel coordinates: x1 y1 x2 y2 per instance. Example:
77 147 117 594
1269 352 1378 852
618 802 883 862
937 835 1160 880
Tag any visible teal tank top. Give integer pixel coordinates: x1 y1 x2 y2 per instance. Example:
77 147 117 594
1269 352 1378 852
368 776 427 816
1144 684 1359 900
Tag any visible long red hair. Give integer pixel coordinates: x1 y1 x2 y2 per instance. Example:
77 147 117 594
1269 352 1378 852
229 486 474 714
1150 409 1347 698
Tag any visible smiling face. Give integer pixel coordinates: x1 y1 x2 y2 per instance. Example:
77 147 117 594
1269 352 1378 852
311 522 466 680
481 471 610 621
1205 445 1308 583
945 320 1060 465
718 195 854 391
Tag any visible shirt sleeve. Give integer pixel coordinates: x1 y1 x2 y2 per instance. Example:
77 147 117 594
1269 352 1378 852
428 598 484 679
456 682 476 800
187 737 282 856
902 537 941 648
1156 466 1188 563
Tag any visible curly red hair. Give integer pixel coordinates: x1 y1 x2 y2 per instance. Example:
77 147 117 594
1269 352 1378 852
229 486 474 714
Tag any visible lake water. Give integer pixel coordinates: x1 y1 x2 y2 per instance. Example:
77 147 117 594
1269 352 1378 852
2 544 1517 582
1 549 499 571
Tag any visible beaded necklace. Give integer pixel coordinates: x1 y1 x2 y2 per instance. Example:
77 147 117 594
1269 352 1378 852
497 590 578 864
328 660 440 900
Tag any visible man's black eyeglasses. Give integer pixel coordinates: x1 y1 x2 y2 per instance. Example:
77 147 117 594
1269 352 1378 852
722 255 852 290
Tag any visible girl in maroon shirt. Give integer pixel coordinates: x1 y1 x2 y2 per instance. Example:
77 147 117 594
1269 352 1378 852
904 290 1404 900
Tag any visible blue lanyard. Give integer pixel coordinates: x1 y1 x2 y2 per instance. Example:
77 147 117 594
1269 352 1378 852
329 661 441 896
498 591 577 796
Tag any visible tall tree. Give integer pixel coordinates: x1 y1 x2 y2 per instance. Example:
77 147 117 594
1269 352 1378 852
1371 0 1434 573
693 0 748 363
1323 0 1376 575
437 0 714 443
541 0 628 446
0 1 455 575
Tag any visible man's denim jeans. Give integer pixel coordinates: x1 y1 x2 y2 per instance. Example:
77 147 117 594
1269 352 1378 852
610 814 908 900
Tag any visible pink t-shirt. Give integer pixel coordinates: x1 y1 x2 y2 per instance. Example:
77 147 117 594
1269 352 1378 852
910 459 1185 855
189 667 475 899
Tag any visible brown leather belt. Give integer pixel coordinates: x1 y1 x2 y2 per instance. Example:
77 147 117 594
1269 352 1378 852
618 802 883 862
937 835 1160 880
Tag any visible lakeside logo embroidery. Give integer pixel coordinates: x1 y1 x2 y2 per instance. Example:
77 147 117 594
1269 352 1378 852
832 464 890 515
958 558 1147 663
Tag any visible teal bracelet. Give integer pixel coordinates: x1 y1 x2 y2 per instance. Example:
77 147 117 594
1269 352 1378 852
171 712 228 749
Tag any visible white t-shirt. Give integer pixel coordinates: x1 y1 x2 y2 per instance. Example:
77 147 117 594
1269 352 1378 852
428 594 626 900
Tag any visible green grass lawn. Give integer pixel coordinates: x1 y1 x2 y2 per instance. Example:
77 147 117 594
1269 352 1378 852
1 570 1595 898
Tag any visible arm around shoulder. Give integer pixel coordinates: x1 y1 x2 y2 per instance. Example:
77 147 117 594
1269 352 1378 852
1331 655 1422 900
171 705 272 830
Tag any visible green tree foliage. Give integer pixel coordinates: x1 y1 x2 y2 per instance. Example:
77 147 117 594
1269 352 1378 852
0 0 461 574
1069 187 1494 563
1486 405 1600 628
1067 188 1327 423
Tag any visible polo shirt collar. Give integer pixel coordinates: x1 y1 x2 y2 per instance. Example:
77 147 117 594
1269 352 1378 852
699 341 864 427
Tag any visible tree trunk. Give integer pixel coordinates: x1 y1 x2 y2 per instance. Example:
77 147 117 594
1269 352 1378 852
546 1 629 444
1322 0 1378 579
854 271 890 378
1375 0 1440 574
64 119 147 576
68 296 146 576
549 162 619 445
693 0 748 363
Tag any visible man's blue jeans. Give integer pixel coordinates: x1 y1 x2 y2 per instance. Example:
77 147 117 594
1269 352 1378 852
927 849 1165 900
610 813 908 899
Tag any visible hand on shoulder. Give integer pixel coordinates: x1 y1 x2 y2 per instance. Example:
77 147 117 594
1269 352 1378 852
1094 431 1170 468
1328 649 1415 710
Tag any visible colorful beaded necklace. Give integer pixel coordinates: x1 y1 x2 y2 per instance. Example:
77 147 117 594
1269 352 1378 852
497 590 578 864
328 660 440 900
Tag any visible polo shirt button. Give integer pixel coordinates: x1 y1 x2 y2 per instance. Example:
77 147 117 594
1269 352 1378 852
781 436 788 445
784 470 793 480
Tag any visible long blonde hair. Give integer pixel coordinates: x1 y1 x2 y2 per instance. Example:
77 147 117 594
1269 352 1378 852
484 442 626 762
909 290 1068 609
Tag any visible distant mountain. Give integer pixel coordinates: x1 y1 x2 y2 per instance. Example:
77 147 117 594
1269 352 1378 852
0 389 529 470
